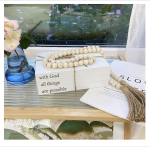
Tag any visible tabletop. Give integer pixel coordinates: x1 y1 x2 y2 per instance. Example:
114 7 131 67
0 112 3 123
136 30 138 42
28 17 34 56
4 57 127 122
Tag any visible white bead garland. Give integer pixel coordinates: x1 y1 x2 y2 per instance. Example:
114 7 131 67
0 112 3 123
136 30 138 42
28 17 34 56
41 46 130 93
42 46 107 69
109 69 123 90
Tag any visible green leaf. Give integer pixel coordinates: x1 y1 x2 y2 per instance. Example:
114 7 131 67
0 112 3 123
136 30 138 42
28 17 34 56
34 124 61 140
21 126 53 140
21 126 42 140
56 120 94 135
4 50 11 56
20 37 31 49
4 129 28 140
90 121 113 130
26 33 37 46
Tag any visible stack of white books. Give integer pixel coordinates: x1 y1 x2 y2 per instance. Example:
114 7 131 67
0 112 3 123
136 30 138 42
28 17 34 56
35 52 111 95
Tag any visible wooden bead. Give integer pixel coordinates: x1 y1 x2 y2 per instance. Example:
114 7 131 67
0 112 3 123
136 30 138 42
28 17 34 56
89 59 93 65
43 61 47 67
59 52 63 57
96 46 99 48
71 58 75 62
58 63 63 69
63 51 67 56
47 63 52 68
67 50 71 56
92 46 95 48
64 63 69 68
88 55 92 59
109 79 113 84
51 56 55 60
84 60 88 65
83 47 87 49
69 62 73 68
67 59 71 63
74 62 79 67
100 51 104 55
118 78 122 83
52 63 57 69
88 48 92 53
79 55 83 59
55 51 59 54
56 61 60 64
110 70 113 75
71 50 76 55
111 73 115 79
43 59 48 62
103 55 106 59
97 48 101 53
75 56 79 61
84 49 88 54
116 84 121 89
99 48 102 52
92 57 96 62
112 82 116 87
49 58 53 62
92 48 96 53
79 60 83 66
51 60 55 63
75 49 79 54
84 55 87 59
80 48 84 54
45 56 49 60
115 75 119 81
62 60 66 64
110 72 114 78
55 54 59 59
47 54 51 58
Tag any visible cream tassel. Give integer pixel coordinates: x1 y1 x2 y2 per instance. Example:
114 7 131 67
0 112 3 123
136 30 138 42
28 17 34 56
120 84 145 122
110 70 145 122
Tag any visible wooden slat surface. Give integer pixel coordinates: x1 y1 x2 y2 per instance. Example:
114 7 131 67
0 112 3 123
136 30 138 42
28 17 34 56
4 107 128 122
124 122 131 139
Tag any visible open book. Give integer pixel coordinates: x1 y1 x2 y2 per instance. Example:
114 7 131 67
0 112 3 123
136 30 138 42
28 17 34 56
80 60 145 125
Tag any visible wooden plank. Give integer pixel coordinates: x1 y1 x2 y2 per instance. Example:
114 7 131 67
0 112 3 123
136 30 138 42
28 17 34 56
118 55 127 61
124 122 131 139
4 107 128 122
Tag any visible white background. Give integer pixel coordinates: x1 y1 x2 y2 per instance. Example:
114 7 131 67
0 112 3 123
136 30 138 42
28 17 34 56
1 0 150 147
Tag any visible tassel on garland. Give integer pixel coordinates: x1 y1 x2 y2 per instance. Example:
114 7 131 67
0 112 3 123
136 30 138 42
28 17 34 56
120 80 145 122
110 70 145 122
120 84 145 122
